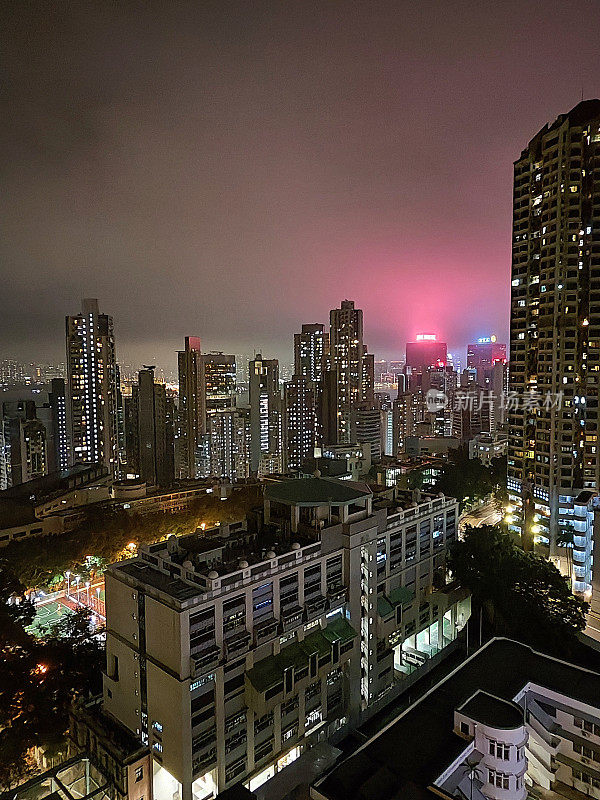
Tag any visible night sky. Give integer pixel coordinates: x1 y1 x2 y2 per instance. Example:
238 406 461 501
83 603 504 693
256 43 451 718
3 1 600 369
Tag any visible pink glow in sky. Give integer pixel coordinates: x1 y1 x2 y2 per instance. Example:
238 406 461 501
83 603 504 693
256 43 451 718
3 1 600 368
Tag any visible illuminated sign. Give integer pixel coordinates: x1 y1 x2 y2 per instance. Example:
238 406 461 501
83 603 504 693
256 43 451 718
415 333 437 342
477 335 497 344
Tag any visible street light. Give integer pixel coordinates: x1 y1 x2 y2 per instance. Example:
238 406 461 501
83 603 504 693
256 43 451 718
85 581 90 605
75 575 81 604
65 570 71 598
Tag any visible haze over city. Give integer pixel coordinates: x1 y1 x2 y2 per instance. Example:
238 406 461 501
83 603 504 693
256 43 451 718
6 3 600 800
3 0 600 368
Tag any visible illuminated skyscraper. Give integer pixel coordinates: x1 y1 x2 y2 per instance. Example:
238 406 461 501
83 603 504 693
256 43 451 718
127 367 174 487
329 300 364 442
198 352 236 433
507 100 600 595
293 323 328 383
177 336 202 478
284 375 318 470
249 354 283 474
405 334 447 372
66 298 118 473
208 407 250 481
467 336 507 381
0 400 48 488
48 377 70 471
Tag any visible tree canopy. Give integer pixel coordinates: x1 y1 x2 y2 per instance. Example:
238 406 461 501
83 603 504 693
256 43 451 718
449 525 588 654
435 446 506 510
2 484 263 589
0 563 104 791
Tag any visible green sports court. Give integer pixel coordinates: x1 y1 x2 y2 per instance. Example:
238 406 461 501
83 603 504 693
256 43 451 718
28 601 73 636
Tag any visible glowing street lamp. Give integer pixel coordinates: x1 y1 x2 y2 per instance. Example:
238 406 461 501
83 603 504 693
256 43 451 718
75 575 81 604
85 581 91 605
65 570 71 598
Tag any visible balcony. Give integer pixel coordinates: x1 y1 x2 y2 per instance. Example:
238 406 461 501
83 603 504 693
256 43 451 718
280 605 304 633
254 616 279 645
305 595 327 621
224 629 251 657
327 586 347 610
191 644 221 674
245 618 357 712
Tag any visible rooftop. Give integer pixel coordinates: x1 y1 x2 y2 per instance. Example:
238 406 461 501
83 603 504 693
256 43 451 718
458 690 524 730
0 463 108 509
265 477 371 506
315 638 600 800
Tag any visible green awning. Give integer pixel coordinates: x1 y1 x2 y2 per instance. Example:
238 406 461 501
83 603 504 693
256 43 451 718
300 630 332 658
276 642 308 672
377 596 394 619
322 617 358 644
247 618 358 694
388 586 415 607
246 658 283 693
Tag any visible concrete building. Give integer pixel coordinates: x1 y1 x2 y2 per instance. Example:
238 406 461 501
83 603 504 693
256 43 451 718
349 404 381 461
198 354 237 434
329 301 364 443
467 336 507 380
405 436 460 458
49 377 71 471
284 376 318 471
177 337 203 479
405 334 447 373
0 400 48 488
208 408 251 482
317 369 339 447
126 367 175 488
469 433 509 466
66 299 118 474
361 351 375 406
507 100 600 594
313 637 600 800
294 324 328 384
100 477 467 800
0 463 110 546
392 392 421 456
249 355 283 475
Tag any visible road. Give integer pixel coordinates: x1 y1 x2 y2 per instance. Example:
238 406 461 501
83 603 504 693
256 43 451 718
460 501 501 531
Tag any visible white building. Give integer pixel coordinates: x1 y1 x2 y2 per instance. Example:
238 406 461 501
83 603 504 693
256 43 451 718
469 433 508 466
314 638 600 800
98 477 468 800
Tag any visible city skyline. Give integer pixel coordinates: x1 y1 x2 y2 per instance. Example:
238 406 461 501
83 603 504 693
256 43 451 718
4 2 600 367
4 4 600 799
0 319 501 380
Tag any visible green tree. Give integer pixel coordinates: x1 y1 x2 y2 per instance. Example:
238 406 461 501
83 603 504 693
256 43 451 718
0 566 104 791
449 525 588 654
0 562 35 646
435 447 506 511
2 485 263 590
